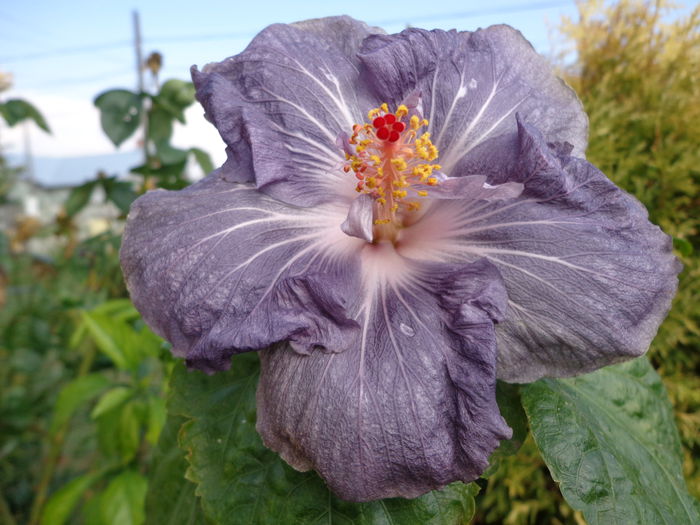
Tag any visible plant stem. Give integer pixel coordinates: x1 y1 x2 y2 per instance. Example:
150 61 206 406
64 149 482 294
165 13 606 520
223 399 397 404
0 492 18 525
27 342 97 525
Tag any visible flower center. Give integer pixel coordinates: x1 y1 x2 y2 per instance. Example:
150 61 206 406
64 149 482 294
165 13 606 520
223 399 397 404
343 103 441 241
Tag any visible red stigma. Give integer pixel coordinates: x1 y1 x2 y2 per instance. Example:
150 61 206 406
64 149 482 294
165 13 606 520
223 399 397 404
344 103 439 223
372 112 406 142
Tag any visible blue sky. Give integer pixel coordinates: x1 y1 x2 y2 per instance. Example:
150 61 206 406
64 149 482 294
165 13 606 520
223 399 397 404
1 0 577 97
0 0 579 183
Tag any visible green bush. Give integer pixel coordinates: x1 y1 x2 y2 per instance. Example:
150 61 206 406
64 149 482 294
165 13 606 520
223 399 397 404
476 2 700 523
560 0 700 497
3 3 698 523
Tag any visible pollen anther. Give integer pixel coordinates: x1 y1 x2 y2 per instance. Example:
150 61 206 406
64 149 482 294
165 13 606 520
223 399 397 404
342 102 441 234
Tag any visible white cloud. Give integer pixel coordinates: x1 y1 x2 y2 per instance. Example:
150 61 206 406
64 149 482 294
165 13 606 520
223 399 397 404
172 105 226 166
2 90 136 157
2 90 227 168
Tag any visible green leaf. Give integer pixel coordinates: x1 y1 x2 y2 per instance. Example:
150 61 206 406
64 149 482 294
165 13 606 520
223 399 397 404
101 177 136 214
65 180 97 216
673 237 694 257
68 319 88 349
0 98 50 131
96 401 142 462
131 159 189 189
145 396 167 446
99 470 148 525
169 354 479 525
154 79 195 122
120 401 144 460
190 147 214 174
81 491 105 525
148 106 174 144
91 386 134 419
80 308 161 370
495 382 528 453
51 373 111 433
154 140 188 165
94 89 142 147
92 299 139 322
41 471 104 525
145 414 207 525
483 381 528 477
522 358 700 525
81 311 128 369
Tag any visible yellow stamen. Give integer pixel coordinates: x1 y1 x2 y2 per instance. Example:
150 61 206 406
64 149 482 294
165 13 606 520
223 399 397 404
341 102 442 239
390 158 407 171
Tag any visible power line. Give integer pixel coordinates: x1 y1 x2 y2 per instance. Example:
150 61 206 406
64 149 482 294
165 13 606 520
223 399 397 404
0 40 131 63
370 0 570 26
144 1 570 44
0 8 65 46
145 29 255 44
17 68 134 90
0 1 571 64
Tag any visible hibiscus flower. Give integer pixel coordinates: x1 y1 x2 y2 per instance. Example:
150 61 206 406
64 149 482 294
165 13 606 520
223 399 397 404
120 16 680 501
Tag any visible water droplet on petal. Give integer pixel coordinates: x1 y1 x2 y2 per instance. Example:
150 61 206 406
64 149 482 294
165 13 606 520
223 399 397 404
399 322 415 337
468 78 478 89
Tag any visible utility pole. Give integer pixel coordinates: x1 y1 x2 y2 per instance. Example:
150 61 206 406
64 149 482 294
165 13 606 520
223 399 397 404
23 121 34 181
132 10 148 165
133 10 144 93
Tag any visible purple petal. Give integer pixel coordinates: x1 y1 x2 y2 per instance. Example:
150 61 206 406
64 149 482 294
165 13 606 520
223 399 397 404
256 258 511 501
400 89 424 121
427 173 523 201
120 172 362 373
433 119 680 382
335 131 355 158
192 16 380 207
341 194 374 242
358 25 588 175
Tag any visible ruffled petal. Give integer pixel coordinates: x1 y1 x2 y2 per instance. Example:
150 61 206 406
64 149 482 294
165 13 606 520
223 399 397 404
427 173 523 201
120 171 363 373
358 25 588 174
341 193 374 242
256 258 511 501
428 118 680 382
192 16 380 206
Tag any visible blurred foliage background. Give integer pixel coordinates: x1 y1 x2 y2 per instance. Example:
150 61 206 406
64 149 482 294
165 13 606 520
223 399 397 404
0 1 698 524
476 1 700 523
